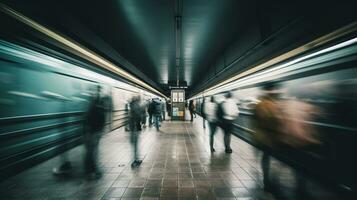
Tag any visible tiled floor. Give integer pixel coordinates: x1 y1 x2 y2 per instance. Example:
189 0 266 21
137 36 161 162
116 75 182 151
0 115 344 200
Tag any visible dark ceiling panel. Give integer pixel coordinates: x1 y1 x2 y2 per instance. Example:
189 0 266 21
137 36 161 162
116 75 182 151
115 0 176 85
181 0 255 86
1 0 357 96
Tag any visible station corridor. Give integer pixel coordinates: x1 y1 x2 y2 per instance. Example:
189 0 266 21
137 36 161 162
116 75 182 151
0 115 343 200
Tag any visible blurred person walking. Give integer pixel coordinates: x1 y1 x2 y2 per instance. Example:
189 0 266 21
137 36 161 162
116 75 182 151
83 85 106 179
148 99 154 126
204 96 218 152
129 96 145 167
167 99 171 117
141 99 149 128
217 92 239 153
161 99 166 121
152 98 162 130
252 83 284 192
201 98 206 129
189 100 195 122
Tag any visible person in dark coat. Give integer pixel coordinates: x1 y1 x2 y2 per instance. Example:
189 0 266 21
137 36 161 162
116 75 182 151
148 99 154 126
189 100 195 122
152 98 162 130
84 85 106 179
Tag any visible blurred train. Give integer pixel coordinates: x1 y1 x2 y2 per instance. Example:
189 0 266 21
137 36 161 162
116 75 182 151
0 40 160 179
193 36 357 192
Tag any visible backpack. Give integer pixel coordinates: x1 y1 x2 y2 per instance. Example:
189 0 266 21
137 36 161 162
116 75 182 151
130 100 143 120
221 99 239 120
153 101 162 114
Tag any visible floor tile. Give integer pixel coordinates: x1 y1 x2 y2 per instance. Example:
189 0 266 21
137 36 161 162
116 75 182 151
122 188 144 198
0 118 345 200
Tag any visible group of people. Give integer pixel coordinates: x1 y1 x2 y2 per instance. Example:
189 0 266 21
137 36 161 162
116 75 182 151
127 97 167 131
50 83 319 196
127 97 168 167
200 84 321 194
201 92 239 153
52 86 169 178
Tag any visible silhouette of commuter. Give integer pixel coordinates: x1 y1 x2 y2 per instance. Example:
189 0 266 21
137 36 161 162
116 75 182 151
84 85 106 179
189 100 195 122
217 92 239 153
252 83 283 191
167 99 171 117
152 98 162 130
201 98 206 129
161 99 166 121
204 96 218 152
148 99 154 126
129 96 144 167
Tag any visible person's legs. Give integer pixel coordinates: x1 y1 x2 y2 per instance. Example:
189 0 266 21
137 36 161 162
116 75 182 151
53 153 72 175
154 114 160 130
133 133 138 161
142 115 147 128
190 110 193 121
89 132 101 177
149 114 152 126
223 121 232 153
209 122 217 152
84 133 95 174
130 131 138 161
162 111 165 121
262 152 271 190
130 122 142 167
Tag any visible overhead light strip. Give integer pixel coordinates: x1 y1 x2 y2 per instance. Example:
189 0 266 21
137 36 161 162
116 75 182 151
0 3 166 98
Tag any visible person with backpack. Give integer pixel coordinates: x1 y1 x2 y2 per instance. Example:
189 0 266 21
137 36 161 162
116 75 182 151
152 98 162 130
84 85 106 179
218 92 239 153
204 96 218 152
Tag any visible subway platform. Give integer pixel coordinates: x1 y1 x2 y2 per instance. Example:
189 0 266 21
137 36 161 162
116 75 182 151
0 116 343 200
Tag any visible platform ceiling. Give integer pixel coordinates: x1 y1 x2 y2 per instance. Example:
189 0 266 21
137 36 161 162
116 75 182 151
1 0 356 96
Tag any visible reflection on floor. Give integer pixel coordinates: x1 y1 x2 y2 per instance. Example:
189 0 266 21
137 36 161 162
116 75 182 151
0 116 343 200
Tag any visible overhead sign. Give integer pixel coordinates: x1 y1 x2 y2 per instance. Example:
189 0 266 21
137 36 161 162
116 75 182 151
169 86 188 89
